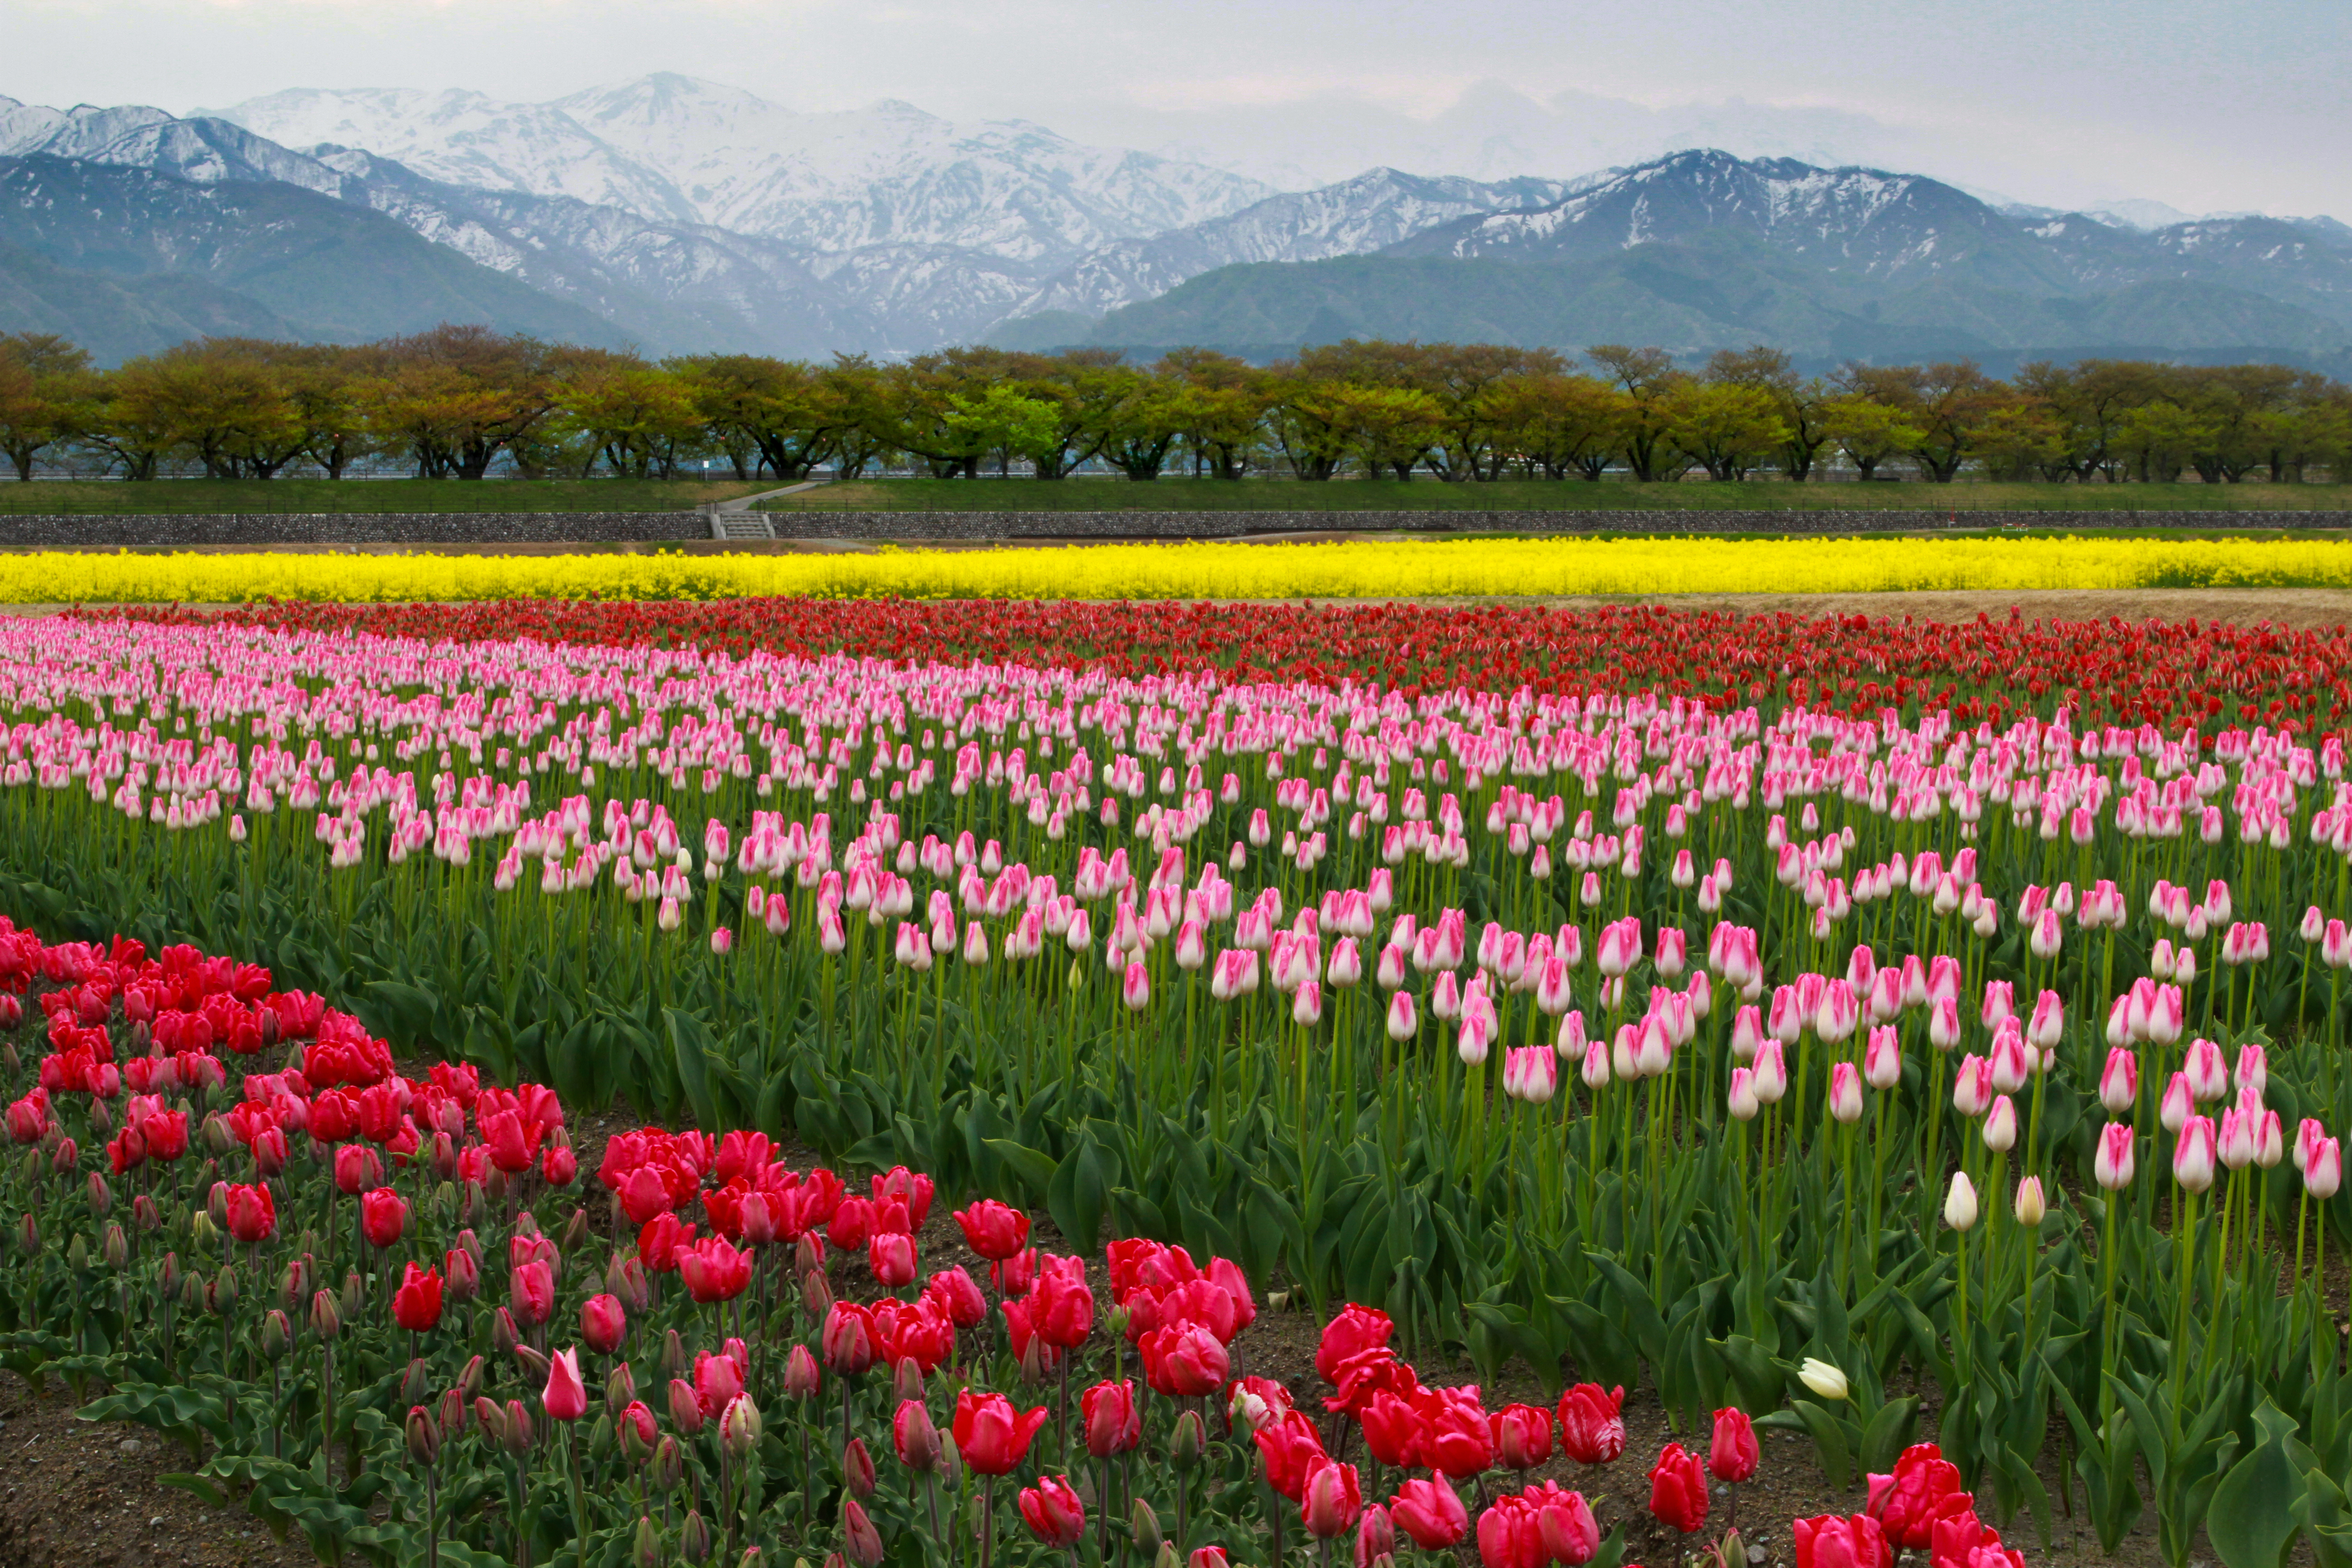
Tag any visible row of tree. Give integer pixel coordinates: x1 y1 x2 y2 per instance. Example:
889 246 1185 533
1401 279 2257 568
3 325 2349 484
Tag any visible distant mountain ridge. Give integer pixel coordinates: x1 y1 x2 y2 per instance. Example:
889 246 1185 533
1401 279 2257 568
4 83 2350 368
1058 150 2352 364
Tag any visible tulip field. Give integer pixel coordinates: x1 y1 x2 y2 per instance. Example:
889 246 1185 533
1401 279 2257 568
0 595 2350 1568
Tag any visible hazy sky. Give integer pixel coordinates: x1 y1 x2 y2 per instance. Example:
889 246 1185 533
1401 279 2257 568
10 0 2349 213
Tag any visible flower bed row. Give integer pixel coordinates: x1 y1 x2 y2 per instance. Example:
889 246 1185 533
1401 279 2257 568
0 916 2037 1568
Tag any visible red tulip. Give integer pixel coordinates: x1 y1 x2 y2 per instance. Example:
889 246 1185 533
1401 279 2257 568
823 1302 879 1376
1390 1477 1468 1549
952 1389 1049 1476
543 1347 588 1422
1301 1457 1364 1539
141 1111 188 1164
392 1263 443 1333
1490 1403 1553 1470
1555 1383 1626 1465
333 1143 382 1195
893 1398 942 1472
582 1292 626 1355
925 1266 988 1328
1031 1255 1096 1348
618 1399 658 1455
1081 1379 1141 1457
360 1187 408 1250
1140 1320 1229 1397
1708 1406 1759 1482
1865 1444 1975 1548
1645 1442 1708 1534
1317 1303 1395 1383
1928 1512 2024 1568
1361 1389 1426 1468
223 1182 275 1245
1018 1475 1087 1548
1254 1410 1328 1502
1354 1502 1395 1568
694 1350 746 1421
867 1232 917 1289
1796 1514 1892 1568
1415 1386 1494 1480
677 1236 753 1303
1531 1484 1599 1566
637 1212 695 1274
443 1245 479 1303
509 1258 554 1328
1477 1495 1546 1568
541 1145 578 1187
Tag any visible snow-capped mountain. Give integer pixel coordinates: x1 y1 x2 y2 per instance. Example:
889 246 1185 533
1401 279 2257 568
1395 149 2055 283
209 75 1277 264
1006 169 1587 320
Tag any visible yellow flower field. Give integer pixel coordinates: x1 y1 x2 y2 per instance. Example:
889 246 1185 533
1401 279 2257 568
9 534 2352 603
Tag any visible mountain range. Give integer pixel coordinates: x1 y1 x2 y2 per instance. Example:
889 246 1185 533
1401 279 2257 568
1 77 2348 370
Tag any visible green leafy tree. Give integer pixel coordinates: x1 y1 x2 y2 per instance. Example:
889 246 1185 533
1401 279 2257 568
0 333 94 481
1663 381 1791 481
1586 344 1686 481
1820 396 1922 481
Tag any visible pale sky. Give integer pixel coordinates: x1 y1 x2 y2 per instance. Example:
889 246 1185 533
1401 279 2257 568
10 0 2350 215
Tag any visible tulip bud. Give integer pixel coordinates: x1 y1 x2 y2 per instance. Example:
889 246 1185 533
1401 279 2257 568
406 1404 441 1465
663 1327 690 1382
843 1435 876 1498
1797 1358 1849 1402
721 1395 764 1458
842 1498 884 1568
132 1194 161 1234
438 1385 467 1442
784 1344 822 1401
459 1353 485 1402
88 1172 112 1217
652 1434 685 1491
260 1308 291 1361
514 1343 550 1383
607 1362 637 1416
589 1413 616 1461
635 1516 661 1568
892 1355 923 1405
681 1509 711 1565
400 1356 430 1408
191 1211 219 1248
1944 1172 1979 1232
502 1398 534 1455
340 1269 364 1326
310 1287 341 1341
179 1267 207 1313
65 1234 89 1274
562 1207 589 1259
1171 1409 1205 1470
2014 1176 2047 1228
1132 1499 1164 1557
103 1223 128 1270
670 1377 706 1436
474 1397 507 1446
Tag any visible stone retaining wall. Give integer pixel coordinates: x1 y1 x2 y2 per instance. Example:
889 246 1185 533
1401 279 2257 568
0 513 711 545
0 508 2342 544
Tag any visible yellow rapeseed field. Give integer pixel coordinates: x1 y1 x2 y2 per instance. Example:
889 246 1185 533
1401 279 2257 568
8 536 2352 603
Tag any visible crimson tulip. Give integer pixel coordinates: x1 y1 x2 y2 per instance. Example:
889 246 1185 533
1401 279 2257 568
1865 1444 1975 1548
894 1398 942 1471
1645 1442 1707 1534
1708 1406 1759 1482
1928 1512 2024 1568
543 1347 588 1422
361 1187 407 1250
582 1292 626 1355
392 1263 442 1333
952 1389 1048 1476
1081 1379 1141 1457
676 1236 752 1303
1491 1402 1553 1470
1796 1514 1892 1568
1390 1478 1468 1551
223 1182 275 1245
1018 1475 1087 1548
1254 1410 1328 1502
1555 1383 1626 1465
1301 1457 1364 1538
510 1259 554 1328
1317 1303 1395 1383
